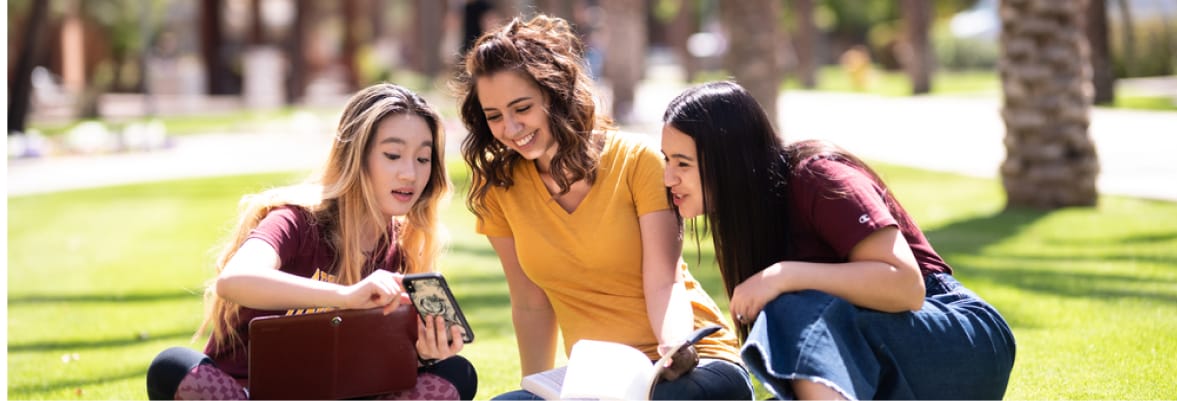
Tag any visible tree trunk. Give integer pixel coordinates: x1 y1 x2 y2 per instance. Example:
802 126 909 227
342 0 361 90
1114 0 1135 77
201 0 234 95
285 0 308 104
720 0 782 128
901 0 933 95
794 0 818 89
668 0 699 82
534 0 574 23
601 0 647 123
8 0 50 135
1087 0 1114 104
999 0 1100 209
410 0 446 78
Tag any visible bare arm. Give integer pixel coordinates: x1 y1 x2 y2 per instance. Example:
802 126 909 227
488 236 559 377
215 238 407 313
730 226 925 319
639 210 694 349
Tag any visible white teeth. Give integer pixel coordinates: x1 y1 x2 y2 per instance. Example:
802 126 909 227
514 132 535 146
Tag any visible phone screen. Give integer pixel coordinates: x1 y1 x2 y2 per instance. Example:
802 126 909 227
403 273 474 343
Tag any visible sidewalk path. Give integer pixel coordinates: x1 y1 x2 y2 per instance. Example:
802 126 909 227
8 84 1177 202
629 81 1177 202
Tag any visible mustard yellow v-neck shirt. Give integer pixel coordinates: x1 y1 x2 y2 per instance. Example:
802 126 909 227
477 131 740 363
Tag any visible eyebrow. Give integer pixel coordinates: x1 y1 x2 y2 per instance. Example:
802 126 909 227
665 152 695 162
378 137 434 147
482 96 532 113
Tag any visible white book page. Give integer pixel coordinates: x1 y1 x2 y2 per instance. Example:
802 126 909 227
560 340 658 400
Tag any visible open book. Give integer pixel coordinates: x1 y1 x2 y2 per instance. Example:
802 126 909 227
521 325 722 400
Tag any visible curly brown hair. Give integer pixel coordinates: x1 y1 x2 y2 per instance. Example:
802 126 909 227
455 14 615 217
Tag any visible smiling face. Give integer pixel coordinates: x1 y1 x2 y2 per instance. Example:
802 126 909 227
366 113 434 219
475 71 558 168
661 124 706 219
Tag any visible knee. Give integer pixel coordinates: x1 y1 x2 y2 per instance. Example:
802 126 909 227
146 347 211 400
429 355 478 400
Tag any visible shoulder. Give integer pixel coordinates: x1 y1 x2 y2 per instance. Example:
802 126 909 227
262 204 313 226
253 205 320 241
792 155 874 188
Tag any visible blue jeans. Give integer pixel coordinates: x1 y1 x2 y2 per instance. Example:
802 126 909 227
492 358 752 400
741 273 1016 400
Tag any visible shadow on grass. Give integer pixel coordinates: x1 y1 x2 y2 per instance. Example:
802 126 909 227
923 207 1049 260
7 290 200 305
8 329 195 353
8 367 147 396
962 264 1177 304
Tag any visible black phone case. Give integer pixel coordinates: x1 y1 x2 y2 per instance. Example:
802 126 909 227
403 272 475 343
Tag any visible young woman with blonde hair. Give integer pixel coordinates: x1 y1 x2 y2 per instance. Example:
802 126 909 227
146 83 477 400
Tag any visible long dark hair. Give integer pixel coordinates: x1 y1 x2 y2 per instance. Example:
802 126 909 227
663 81 904 337
455 14 615 218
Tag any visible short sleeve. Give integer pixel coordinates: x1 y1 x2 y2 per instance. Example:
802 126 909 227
474 186 513 237
248 206 310 268
630 136 674 217
793 158 898 258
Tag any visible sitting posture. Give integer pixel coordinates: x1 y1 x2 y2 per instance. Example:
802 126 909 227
456 14 753 400
660 81 1016 399
146 83 477 400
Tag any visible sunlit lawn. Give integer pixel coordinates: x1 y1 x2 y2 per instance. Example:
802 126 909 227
8 161 1177 399
772 66 1177 112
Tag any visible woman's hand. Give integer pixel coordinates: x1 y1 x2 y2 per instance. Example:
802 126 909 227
416 315 464 362
656 343 699 381
729 262 787 325
336 269 409 314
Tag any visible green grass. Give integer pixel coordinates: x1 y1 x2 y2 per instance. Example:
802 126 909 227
772 66 1177 112
9 162 1177 399
27 106 344 138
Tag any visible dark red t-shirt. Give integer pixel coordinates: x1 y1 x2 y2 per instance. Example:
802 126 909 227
787 156 952 275
204 205 402 378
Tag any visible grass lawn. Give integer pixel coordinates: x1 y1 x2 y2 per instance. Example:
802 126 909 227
8 161 1177 399
772 66 1177 112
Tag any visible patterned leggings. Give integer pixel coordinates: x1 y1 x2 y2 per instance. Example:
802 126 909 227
148 347 477 400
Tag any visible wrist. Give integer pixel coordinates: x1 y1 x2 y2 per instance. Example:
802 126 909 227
417 354 441 367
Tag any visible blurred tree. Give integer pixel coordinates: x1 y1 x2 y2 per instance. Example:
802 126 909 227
721 0 782 127
666 0 700 82
1114 0 1135 76
1087 0 1115 104
602 0 647 123
900 0 933 94
201 0 236 95
793 0 818 88
286 0 309 104
408 0 446 78
535 0 575 23
8 0 50 135
999 0 1100 208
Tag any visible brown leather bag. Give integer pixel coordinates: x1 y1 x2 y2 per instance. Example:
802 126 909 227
247 305 419 400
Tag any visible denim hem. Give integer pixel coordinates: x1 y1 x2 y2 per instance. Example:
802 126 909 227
772 373 854 401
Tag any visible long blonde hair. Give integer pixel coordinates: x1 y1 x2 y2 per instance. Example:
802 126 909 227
197 83 452 353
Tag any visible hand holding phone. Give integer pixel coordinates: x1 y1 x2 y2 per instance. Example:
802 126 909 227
402 272 475 344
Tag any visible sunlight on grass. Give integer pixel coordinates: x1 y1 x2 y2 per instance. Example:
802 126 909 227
8 162 1177 399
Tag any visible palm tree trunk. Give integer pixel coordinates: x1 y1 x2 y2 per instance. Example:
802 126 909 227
8 0 50 135
999 0 1100 208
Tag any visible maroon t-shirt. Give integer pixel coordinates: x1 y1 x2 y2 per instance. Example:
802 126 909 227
787 156 952 275
205 205 403 379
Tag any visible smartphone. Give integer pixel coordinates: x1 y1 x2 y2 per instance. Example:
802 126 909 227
402 272 475 344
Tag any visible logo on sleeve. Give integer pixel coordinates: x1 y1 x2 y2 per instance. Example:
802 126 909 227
858 214 870 224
